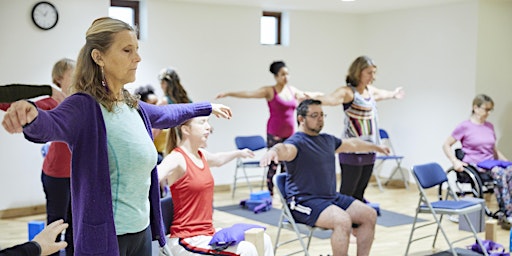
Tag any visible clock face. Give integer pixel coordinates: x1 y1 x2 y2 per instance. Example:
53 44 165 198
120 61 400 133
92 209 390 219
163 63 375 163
31 1 59 30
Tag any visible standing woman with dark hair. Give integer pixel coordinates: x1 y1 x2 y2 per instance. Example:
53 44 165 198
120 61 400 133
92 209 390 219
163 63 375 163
215 61 322 195
159 67 192 104
1 17 232 256
312 55 404 202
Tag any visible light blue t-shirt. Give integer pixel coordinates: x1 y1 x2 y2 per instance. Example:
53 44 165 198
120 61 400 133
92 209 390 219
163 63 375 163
101 102 158 235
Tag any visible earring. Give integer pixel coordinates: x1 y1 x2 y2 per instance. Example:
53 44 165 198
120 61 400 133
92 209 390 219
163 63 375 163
101 66 109 92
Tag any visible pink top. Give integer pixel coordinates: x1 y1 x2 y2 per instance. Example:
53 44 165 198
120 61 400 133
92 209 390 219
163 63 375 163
451 119 496 164
266 86 297 138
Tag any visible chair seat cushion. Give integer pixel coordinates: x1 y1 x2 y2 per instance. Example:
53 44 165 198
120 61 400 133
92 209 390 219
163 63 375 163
208 223 265 249
477 159 512 170
376 155 404 160
422 200 477 209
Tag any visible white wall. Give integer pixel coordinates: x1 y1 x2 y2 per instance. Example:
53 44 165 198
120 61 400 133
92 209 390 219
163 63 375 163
475 0 512 158
1 0 510 210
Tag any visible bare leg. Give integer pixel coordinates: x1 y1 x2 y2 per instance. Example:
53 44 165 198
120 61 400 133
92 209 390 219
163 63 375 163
345 200 377 256
315 205 352 256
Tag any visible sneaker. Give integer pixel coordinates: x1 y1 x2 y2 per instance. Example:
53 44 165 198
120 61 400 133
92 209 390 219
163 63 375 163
448 215 459 223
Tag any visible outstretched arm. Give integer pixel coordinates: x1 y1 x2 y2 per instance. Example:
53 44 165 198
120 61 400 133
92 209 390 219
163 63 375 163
202 148 255 168
260 143 297 167
308 86 352 106
370 85 405 101
335 138 390 155
0 84 52 102
290 86 324 102
442 136 467 171
215 86 273 101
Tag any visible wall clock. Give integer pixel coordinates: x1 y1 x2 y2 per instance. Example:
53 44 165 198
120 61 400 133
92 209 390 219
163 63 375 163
31 1 59 30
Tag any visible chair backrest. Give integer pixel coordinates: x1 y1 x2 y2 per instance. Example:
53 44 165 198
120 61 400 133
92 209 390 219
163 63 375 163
235 135 267 151
378 129 398 155
379 129 390 139
160 196 174 236
412 162 448 189
274 172 287 199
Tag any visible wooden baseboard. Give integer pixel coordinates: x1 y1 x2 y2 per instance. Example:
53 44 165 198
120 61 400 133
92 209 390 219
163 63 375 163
0 204 46 219
0 179 275 219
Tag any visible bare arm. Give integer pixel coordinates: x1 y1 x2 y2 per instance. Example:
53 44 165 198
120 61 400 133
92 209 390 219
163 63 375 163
335 138 390 155
259 143 297 167
202 148 255 168
215 86 273 101
370 85 405 101
309 86 352 106
157 151 187 186
442 136 466 171
290 86 324 102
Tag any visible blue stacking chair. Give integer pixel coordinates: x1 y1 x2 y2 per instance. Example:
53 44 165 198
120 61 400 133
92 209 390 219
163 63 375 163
273 173 325 256
373 128 409 191
405 162 488 256
232 135 267 198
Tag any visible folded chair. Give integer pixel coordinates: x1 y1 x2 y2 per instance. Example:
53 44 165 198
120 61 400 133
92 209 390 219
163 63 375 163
232 135 267 198
405 162 488 256
273 173 324 256
373 128 409 191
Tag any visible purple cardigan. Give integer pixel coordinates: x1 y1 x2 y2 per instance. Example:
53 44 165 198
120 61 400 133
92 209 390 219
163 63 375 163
23 93 212 255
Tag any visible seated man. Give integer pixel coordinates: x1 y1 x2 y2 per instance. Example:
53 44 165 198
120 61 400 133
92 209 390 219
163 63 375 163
260 99 390 256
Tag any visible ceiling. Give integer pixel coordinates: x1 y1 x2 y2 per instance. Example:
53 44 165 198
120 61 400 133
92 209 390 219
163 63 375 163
171 0 471 14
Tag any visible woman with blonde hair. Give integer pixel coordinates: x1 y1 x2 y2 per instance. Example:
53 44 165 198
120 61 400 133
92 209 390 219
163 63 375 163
2 17 231 256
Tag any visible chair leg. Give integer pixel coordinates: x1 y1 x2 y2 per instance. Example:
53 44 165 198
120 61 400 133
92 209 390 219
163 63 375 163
385 162 408 189
460 214 489 256
404 210 420 256
232 167 238 198
242 167 253 194
373 161 384 192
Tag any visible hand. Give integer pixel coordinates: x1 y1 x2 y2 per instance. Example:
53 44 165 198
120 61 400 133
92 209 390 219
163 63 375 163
453 159 467 172
377 145 391 155
32 219 69 256
393 87 405 99
2 100 38 133
211 103 232 119
50 87 66 103
260 149 279 167
214 93 227 100
238 148 255 158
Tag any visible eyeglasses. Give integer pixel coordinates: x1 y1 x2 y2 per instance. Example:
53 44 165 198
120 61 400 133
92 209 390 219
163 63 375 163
304 113 327 119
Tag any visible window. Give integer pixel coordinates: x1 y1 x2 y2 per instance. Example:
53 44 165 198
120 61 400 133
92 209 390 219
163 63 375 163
260 11 281 45
109 0 140 38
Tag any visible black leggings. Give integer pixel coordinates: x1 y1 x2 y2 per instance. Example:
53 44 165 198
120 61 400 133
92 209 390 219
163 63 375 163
117 226 152 256
339 163 374 201
41 172 73 256
266 133 288 195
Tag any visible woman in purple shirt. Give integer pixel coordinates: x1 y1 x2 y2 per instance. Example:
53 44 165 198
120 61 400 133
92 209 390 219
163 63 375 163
443 94 511 228
2 17 232 256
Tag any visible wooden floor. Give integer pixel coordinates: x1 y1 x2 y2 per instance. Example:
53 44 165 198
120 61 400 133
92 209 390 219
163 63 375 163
0 179 509 255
